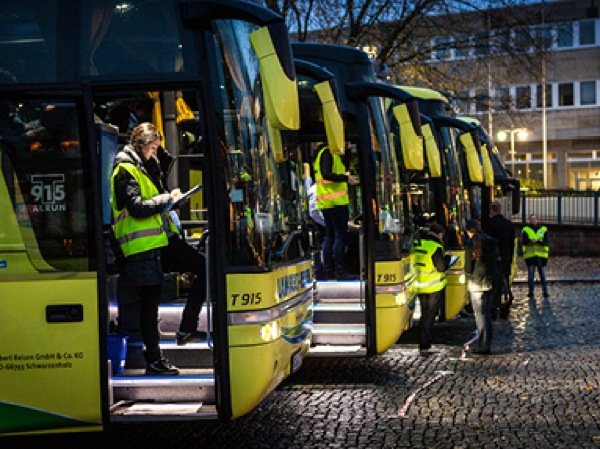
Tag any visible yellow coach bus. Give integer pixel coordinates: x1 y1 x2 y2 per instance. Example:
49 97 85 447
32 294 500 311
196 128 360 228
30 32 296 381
0 0 312 435
396 86 471 320
293 44 423 356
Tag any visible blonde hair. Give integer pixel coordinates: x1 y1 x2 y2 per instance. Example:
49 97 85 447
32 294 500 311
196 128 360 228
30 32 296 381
130 122 161 152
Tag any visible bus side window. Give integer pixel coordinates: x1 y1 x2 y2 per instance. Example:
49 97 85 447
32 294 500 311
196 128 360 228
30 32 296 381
0 100 95 272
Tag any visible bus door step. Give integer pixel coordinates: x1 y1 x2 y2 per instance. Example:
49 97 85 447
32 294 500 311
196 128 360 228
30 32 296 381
308 344 367 357
111 371 215 403
110 401 218 421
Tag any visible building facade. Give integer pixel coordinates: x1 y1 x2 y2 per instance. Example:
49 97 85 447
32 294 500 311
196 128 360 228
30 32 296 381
420 1 600 190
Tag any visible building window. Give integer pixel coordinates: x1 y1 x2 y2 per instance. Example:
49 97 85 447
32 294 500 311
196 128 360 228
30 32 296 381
475 89 489 112
453 35 470 59
579 20 596 46
513 26 532 52
492 29 510 54
494 87 510 111
516 86 531 109
557 22 573 48
454 91 471 114
536 84 552 108
533 25 553 49
558 83 574 106
473 32 489 57
580 81 597 105
432 36 452 60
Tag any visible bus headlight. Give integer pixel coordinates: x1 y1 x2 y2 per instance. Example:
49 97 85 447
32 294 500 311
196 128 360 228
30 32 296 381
459 274 466 284
395 291 407 306
260 321 280 342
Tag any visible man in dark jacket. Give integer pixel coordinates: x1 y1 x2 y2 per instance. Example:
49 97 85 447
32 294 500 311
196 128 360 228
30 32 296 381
483 201 516 319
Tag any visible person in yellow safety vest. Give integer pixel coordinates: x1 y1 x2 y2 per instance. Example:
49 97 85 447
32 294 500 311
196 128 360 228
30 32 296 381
313 144 358 280
413 222 448 354
111 122 206 375
521 214 549 298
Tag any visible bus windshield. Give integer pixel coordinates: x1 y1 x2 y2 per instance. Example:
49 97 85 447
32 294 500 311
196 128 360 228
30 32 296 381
212 20 299 268
0 0 199 85
368 97 406 260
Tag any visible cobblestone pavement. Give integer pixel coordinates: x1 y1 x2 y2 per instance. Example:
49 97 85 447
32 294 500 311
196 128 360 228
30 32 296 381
515 256 600 281
8 275 600 449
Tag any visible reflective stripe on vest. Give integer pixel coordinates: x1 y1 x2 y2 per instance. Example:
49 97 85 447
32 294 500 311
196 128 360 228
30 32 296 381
413 238 447 294
314 146 349 210
110 162 169 257
522 225 549 260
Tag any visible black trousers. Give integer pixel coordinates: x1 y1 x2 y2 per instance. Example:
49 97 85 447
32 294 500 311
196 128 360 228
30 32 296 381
117 278 162 363
161 235 206 333
418 290 443 350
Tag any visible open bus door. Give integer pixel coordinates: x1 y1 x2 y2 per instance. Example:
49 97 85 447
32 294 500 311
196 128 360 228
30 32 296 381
293 44 421 356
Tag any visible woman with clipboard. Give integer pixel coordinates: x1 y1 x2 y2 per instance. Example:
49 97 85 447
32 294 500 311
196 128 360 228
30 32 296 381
111 123 207 375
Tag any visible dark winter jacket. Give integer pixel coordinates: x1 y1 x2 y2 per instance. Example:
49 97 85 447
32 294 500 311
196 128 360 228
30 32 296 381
465 231 501 292
111 145 174 285
483 214 515 276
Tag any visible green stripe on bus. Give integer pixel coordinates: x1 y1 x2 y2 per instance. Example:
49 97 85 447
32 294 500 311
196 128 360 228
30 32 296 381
0 402 93 434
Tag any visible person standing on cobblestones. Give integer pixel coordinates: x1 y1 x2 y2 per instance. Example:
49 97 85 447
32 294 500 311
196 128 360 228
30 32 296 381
413 222 448 354
483 200 516 319
465 219 500 355
521 214 549 298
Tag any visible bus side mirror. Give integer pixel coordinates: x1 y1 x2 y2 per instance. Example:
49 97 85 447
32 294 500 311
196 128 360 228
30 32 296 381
392 101 423 171
250 23 300 131
313 80 345 155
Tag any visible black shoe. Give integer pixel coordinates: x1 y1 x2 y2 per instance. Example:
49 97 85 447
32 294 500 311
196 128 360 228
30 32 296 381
419 346 440 356
146 358 179 375
470 348 490 356
176 330 207 345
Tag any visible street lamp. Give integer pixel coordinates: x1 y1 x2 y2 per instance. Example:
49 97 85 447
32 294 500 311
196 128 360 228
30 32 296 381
496 127 528 176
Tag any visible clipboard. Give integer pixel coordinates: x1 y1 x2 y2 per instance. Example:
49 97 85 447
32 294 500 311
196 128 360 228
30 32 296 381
171 184 202 209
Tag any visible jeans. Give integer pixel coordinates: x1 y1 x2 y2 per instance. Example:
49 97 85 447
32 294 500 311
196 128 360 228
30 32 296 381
527 258 548 296
418 290 443 350
322 205 349 275
470 289 493 353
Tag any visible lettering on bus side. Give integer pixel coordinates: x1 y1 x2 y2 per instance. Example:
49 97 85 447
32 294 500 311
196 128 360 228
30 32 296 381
229 268 312 308
230 292 262 307
30 174 67 212
277 269 311 300
376 272 398 284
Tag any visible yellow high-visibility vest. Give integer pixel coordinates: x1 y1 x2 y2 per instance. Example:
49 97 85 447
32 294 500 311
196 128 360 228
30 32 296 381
314 146 349 210
522 225 549 260
413 238 447 294
110 162 177 257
